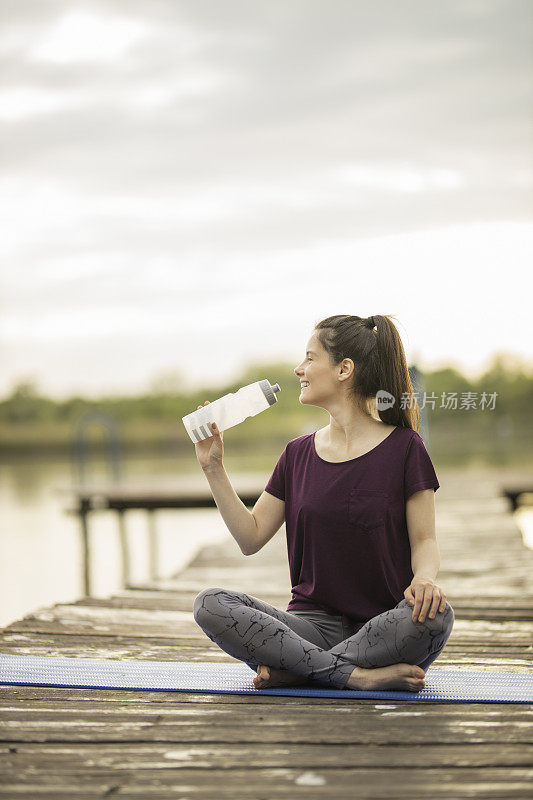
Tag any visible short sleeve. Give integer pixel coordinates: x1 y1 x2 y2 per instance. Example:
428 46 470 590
264 445 288 501
404 432 440 502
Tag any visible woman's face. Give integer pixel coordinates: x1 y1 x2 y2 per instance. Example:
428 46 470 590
294 332 350 406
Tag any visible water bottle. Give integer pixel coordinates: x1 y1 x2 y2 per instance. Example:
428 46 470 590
181 379 281 443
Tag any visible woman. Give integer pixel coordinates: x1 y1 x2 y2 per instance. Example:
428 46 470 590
193 314 454 692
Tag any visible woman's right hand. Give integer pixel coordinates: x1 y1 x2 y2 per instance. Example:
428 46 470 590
194 401 224 471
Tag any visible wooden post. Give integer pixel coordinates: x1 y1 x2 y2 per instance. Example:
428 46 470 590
116 509 131 588
80 506 91 597
147 509 159 582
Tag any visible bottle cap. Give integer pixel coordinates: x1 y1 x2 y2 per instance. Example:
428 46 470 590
259 379 281 406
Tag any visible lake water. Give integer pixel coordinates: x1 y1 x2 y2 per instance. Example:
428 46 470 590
0 454 241 629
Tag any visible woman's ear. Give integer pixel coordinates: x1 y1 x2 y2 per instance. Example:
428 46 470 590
339 358 355 380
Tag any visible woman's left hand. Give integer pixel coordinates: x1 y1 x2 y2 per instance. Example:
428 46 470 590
404 578 447 623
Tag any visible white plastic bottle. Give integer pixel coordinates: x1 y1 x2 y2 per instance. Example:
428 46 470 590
181 379 281 443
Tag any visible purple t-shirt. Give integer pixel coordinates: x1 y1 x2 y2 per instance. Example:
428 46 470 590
264 426 439 636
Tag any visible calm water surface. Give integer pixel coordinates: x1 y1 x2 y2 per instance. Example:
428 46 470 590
0 454 256 629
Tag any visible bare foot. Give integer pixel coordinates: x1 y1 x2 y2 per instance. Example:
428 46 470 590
253 664 310 689
345 663 426 692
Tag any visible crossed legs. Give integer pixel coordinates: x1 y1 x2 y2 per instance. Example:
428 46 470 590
193 587 455 690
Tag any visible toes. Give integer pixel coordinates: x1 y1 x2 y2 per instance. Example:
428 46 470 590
254 666 271 687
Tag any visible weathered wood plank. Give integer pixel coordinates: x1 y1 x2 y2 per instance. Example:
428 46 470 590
1 767 533 799
1 700 531 724
1 741 533 769
1 705 532 743
0 632 219 661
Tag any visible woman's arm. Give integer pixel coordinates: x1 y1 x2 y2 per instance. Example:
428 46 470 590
202 463 258 556
406 488 441 581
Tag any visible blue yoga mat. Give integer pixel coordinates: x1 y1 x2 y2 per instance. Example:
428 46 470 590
0 654 531 702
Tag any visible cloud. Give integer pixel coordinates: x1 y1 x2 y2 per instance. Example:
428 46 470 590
28 8 147 63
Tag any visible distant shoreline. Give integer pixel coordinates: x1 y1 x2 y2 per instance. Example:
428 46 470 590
0 419 531 469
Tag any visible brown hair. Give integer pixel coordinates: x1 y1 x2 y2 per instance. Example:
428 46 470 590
314 314 419 431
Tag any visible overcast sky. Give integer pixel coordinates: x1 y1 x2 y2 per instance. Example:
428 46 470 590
1 0 532 399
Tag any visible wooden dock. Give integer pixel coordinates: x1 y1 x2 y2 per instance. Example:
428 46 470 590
1 466 533 798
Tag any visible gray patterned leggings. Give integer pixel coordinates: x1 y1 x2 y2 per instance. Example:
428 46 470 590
193 587 455 690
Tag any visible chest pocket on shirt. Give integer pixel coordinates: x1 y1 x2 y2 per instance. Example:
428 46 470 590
348 488 389 533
